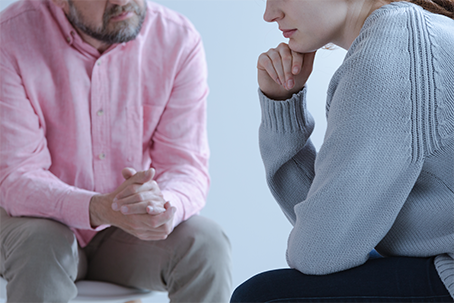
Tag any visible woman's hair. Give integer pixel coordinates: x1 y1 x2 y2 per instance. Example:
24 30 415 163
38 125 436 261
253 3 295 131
391 0 454 18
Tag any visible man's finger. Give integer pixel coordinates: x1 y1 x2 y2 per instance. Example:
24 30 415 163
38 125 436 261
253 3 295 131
120 201 166 215
148 203 176 228
129 168 155 184
121 167 137 180
115 190 164 208
114 179 162 202
146 205 166 215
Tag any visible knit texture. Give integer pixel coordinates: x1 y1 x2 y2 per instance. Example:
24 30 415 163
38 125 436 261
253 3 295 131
259 2 454 298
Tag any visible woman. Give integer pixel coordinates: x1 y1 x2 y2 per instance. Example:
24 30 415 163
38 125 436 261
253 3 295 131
231 0 454 302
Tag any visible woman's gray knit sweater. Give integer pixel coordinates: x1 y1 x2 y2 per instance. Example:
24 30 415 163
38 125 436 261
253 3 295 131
259 2 454 298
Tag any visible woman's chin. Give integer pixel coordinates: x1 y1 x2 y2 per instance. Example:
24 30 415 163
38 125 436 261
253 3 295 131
288 40 319 54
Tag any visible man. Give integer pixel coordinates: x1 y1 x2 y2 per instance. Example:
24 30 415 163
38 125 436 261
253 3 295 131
0 0 232 301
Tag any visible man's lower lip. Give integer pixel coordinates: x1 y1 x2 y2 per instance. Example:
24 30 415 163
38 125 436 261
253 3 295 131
283 30 297 38
110 11 134 21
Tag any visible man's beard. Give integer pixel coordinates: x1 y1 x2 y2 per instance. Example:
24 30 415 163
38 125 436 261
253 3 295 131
66 0 147 44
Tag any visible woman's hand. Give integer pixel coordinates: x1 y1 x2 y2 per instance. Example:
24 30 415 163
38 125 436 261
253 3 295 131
257 43 316 101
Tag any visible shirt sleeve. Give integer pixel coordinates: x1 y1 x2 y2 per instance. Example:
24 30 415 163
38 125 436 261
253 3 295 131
259 22 431 275
149 36 210 228
0 52 97 231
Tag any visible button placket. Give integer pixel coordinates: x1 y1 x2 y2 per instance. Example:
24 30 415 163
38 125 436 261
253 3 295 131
90 56 110 193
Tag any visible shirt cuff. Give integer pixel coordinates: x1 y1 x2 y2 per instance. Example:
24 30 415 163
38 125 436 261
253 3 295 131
60 187 102 230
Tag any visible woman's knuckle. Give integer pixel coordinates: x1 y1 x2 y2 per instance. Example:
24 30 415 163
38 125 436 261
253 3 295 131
282 53 292 61
278 42 288 49
269 52 280 61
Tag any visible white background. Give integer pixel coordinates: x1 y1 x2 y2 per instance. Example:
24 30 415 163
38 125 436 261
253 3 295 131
0 0 346 301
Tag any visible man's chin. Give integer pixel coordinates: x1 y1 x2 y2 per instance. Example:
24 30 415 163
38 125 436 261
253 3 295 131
105 20 142 42
108 16 139 31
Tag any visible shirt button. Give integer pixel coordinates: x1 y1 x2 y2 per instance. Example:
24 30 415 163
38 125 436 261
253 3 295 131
66 36 71 43
97 61 101 66
99 153 106 160
97 109 104 116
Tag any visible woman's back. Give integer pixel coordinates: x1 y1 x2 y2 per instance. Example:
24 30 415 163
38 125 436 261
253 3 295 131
232 1 454 302
338 3 454 253
262 0 454 296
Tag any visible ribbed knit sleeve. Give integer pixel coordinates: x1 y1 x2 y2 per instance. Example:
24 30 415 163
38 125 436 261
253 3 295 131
435 254 454 297
259 87 316 224
258 1 454 282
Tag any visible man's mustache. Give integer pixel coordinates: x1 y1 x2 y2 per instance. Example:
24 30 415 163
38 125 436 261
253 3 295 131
105 3 141 19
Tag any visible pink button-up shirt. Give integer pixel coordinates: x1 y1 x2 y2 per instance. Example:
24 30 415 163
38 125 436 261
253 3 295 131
0 0 210 247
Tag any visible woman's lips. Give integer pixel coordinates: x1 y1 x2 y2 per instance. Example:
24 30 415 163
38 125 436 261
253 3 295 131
281 29 297 38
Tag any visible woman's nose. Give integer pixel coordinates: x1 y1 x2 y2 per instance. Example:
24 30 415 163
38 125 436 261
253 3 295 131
263 0 283 23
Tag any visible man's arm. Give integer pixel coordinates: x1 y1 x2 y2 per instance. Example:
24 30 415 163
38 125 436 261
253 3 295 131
0 58 175 238
148 36 210 228
0 53 96 230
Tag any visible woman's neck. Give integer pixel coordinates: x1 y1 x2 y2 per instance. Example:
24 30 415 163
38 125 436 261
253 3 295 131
335 0 390 50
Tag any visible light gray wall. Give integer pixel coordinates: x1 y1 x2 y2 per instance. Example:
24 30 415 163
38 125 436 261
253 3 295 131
0 0 346 301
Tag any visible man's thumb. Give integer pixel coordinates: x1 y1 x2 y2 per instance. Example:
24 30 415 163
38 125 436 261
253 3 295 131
121 167 137 180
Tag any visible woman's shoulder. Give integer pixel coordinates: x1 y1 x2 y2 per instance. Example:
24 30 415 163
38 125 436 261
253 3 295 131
329 1 454 154
339 1 454 79
349 2 454 57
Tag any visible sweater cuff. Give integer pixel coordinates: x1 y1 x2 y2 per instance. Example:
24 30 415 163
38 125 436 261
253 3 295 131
434 254 454 300
259 86 311 133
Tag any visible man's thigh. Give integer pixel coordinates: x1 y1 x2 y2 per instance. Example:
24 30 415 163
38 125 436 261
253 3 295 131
84 215 232 293
0 207 80 277
0 207 84 301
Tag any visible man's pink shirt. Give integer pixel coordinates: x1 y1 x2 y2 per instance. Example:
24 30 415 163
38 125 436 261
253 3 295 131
0 0 210 247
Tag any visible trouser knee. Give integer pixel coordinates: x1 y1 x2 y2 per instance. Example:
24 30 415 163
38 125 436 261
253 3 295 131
1 214 79 301
176 216 232 274
166 216 232 302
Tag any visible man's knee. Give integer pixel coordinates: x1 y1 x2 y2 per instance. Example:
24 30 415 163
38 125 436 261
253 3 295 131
165 216 232 301
1 217 80 301
173 215 232 266
2 217 79 280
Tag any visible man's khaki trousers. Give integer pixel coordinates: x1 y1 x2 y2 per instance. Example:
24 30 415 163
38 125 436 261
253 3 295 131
0 207 232 303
